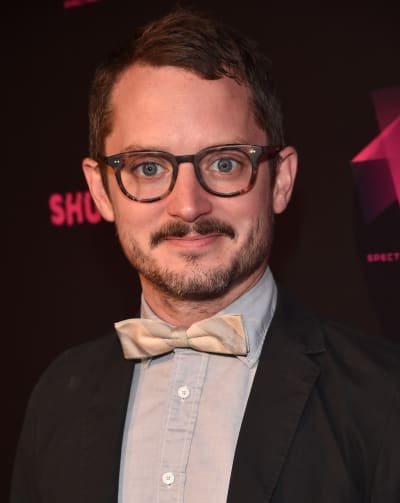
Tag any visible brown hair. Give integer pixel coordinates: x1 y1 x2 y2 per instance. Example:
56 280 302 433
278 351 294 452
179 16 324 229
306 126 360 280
88 6 284 182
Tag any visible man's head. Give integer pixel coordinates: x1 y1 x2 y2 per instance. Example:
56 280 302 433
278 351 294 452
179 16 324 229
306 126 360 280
83 7 297 311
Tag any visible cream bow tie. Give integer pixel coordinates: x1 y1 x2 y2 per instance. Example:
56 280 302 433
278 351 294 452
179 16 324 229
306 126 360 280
115 314 248 359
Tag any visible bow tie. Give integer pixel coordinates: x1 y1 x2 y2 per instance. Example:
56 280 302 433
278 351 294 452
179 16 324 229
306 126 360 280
114 314 248 359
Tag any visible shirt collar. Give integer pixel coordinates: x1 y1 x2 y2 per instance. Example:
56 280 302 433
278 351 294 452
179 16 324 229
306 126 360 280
219 267 277 368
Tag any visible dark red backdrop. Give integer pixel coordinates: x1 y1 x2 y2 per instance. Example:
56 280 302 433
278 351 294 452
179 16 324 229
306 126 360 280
4 2 399 499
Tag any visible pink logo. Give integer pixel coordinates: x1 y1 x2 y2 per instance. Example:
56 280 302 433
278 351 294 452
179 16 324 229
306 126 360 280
351 87 400 223
367 252 400 263
64 0 101 9
49 191 102 226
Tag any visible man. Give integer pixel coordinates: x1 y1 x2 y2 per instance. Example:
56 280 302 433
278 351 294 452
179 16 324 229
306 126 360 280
11 7 400 503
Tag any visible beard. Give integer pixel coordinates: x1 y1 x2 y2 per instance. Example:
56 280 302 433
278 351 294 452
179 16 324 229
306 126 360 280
116 212 274 301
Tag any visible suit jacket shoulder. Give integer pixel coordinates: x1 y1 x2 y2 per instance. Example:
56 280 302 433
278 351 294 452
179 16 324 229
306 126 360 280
11 334 134 503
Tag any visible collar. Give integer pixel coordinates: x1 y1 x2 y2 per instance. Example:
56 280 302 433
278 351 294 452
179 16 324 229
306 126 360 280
220 267 277 368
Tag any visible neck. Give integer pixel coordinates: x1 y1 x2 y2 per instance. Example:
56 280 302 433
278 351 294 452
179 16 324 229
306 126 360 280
139 266 267 327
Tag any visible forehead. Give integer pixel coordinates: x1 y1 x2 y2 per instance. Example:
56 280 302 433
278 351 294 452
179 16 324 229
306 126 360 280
106 64 266 154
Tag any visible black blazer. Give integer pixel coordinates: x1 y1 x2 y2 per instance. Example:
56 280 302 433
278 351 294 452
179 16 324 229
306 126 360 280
11 289 400 502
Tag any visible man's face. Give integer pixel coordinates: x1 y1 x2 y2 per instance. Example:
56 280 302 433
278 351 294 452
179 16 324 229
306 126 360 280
84 64 296 303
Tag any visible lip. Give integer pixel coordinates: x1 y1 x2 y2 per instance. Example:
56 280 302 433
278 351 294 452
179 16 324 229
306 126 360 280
163 233 223 249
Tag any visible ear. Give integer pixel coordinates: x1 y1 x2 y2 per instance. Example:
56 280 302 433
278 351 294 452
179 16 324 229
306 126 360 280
272 146 298 214
82 157 115 222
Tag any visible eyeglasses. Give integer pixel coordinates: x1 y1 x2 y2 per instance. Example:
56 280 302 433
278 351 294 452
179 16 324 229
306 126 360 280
99 144 281 203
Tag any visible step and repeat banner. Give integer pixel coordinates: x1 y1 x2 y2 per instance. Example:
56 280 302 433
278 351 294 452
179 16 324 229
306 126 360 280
4 1 399 498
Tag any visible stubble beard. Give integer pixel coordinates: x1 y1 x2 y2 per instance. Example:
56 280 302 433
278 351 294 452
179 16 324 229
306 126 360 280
117 213 274 302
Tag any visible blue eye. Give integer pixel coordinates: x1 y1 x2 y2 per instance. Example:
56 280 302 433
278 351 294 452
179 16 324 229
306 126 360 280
210 158 237 173
136 162 163 177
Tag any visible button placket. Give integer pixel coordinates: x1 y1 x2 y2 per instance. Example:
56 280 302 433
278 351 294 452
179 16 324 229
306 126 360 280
158 352 209 501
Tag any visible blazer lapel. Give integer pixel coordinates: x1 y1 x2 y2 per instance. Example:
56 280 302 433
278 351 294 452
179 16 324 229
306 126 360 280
227 289 325 503
80 336 135 502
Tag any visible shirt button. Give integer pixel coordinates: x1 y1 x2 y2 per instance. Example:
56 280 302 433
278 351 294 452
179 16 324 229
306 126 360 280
162 472 175 485
177 385 190 399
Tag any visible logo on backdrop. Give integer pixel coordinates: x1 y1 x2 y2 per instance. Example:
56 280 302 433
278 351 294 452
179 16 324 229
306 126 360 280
49 191 102 226
351 86 400 264
63 0 101 9
351 86 399 339
351 87 399 224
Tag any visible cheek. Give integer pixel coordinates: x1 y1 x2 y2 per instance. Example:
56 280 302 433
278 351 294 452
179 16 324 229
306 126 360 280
252 183 274 219
234 190 272 225
115 210 143 236
113 199 162 241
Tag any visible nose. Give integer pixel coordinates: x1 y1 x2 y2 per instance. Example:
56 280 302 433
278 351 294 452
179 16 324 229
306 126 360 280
165 162 212 222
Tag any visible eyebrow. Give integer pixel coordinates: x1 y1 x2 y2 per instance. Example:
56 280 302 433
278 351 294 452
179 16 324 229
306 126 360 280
233 137 253 145
121 144 155 153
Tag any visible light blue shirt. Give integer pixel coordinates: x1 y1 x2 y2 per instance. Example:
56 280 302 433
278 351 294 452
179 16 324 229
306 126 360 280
119 267 277 502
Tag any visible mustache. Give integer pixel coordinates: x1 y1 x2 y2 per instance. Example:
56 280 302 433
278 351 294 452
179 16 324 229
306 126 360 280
150 218 235 247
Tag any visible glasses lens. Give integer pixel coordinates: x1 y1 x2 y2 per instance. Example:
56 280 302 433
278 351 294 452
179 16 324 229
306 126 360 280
198 147 253 194
119 153 173 200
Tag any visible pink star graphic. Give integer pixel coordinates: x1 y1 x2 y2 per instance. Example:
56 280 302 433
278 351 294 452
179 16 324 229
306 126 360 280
351 86 400 223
